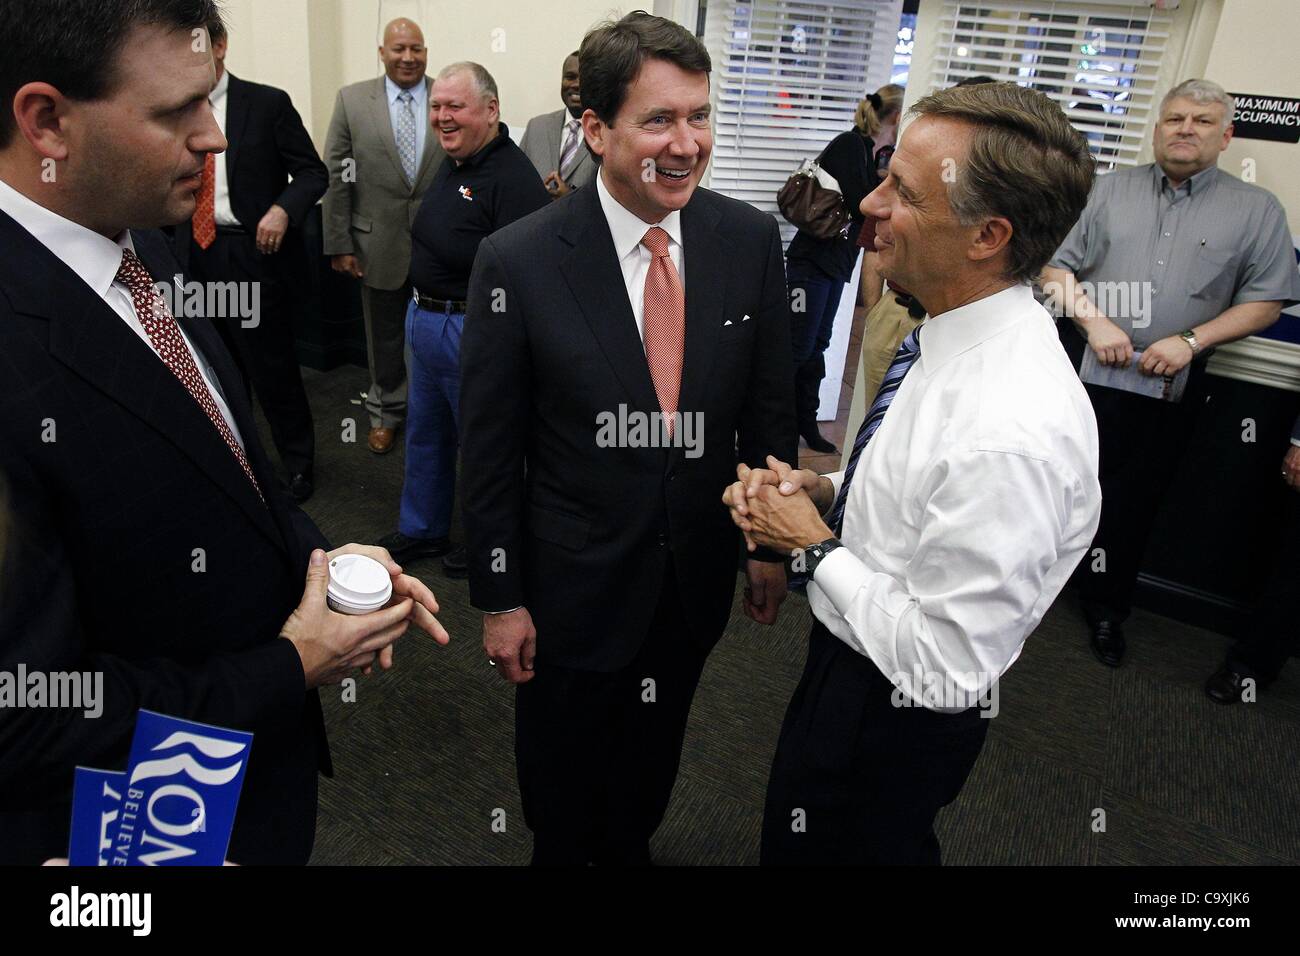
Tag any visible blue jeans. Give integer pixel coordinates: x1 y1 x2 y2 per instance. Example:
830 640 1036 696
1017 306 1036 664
786 259 846 431
398 299 462 540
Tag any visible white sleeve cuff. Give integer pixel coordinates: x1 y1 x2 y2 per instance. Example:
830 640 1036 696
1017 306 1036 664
823 470 846 506
811 545 870 616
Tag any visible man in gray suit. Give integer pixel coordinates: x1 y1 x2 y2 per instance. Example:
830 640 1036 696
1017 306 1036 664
323 18 444 454
519 51 596 199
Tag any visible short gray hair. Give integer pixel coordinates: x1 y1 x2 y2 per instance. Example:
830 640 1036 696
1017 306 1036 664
1161 79 1234 126
436 61 498 102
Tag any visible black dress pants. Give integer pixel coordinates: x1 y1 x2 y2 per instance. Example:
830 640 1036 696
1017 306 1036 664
1074 362 1210 626
761 621 989 865
189 230 315 479
515 569 710 866
1227 487 1299 683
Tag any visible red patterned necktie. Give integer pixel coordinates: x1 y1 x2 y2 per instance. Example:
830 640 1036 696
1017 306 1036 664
640 226 685 436
115 248 263 500
192 152 216 250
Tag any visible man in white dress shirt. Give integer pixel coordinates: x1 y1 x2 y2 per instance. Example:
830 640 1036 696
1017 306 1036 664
724 82 1102 865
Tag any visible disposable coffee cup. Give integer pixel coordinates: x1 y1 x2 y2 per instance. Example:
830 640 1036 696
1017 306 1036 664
326 553 393 615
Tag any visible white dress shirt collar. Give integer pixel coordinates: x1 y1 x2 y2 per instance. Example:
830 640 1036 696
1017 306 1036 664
386 74 423 104
916 282 1037 376
595 168 683 259
0 177 133 298
210 68 230 105
0 178 248 448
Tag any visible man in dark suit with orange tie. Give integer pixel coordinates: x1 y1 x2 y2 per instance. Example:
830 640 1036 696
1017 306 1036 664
173 18 327 503
460 12 797 865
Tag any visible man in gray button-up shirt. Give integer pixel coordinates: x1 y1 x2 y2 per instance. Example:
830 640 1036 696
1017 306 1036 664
1042 78 1300 668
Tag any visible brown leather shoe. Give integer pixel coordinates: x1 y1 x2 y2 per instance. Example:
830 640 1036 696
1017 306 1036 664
367 426 397 454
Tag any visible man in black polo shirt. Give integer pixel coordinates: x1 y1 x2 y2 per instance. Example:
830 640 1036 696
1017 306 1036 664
377 62 549 574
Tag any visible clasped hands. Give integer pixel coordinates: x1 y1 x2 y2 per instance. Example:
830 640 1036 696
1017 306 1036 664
1087 317 1193 377
280 543 450 690
722 455 834 562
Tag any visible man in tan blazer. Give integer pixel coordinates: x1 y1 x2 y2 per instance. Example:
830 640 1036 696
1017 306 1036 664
323 18 444 454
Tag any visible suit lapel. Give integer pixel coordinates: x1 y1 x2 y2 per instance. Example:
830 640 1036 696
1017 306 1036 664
672 192 725 467
554 109 592 182
128 233 287 552
0 213 286 553
558 187 660 418
375 76 435 195
223 73 252 188
372 76 410 190
570 145 593 183
548 109 565 168
411 77 439 190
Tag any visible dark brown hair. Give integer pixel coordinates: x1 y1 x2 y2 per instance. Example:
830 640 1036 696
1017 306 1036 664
0 0 222 148
578 10 710 127
909 82 1095 284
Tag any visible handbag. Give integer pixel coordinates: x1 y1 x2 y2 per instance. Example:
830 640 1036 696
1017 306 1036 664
776 155 851 240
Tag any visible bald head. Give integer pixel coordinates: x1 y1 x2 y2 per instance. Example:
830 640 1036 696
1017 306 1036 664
379 18 427 88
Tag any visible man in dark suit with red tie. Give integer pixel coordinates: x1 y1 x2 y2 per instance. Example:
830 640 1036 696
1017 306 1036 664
460 12 797 865
0 0 446 865
172 18 327 503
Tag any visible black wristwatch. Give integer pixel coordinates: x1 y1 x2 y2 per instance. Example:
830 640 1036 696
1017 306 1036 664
802 537 843 578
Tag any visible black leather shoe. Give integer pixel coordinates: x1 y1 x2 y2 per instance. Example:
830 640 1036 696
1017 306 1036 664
288 473 313 504
376 531 452 563
441 546 468 579
801 429 838 455
1089 621 1126 667
1205 664 1261 705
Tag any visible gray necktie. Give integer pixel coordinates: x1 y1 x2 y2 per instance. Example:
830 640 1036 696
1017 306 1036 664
395 89 417 185
558 119 582 182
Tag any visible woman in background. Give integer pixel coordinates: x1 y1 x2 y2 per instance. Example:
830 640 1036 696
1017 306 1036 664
786 83 904 454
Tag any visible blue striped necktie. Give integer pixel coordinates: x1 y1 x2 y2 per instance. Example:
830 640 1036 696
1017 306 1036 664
824 326 923 536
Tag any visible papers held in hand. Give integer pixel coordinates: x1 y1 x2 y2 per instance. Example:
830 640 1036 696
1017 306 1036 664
1079 348 1190 403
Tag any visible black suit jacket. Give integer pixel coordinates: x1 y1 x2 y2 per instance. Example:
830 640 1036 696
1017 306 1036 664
460 184 797 671
174 72 327 262
0 213 330 865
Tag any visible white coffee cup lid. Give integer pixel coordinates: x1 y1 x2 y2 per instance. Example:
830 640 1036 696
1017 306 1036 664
326 554 392 612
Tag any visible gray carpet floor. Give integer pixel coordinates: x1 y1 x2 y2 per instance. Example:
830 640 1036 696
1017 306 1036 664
271 364 1300 866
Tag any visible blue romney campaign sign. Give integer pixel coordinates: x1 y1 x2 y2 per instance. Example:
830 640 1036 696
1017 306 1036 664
108 711 253 866
68 767 126 866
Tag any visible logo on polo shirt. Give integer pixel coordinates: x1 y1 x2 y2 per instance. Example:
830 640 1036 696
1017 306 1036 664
458 186 474 201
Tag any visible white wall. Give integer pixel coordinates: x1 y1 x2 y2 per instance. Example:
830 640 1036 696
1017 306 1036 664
220 0 633 149
218 0 317 131
1205 0 1300 233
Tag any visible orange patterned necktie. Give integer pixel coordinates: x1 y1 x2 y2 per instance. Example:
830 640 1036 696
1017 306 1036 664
640 226 684 435
192 152 216 250
115 249 263 500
